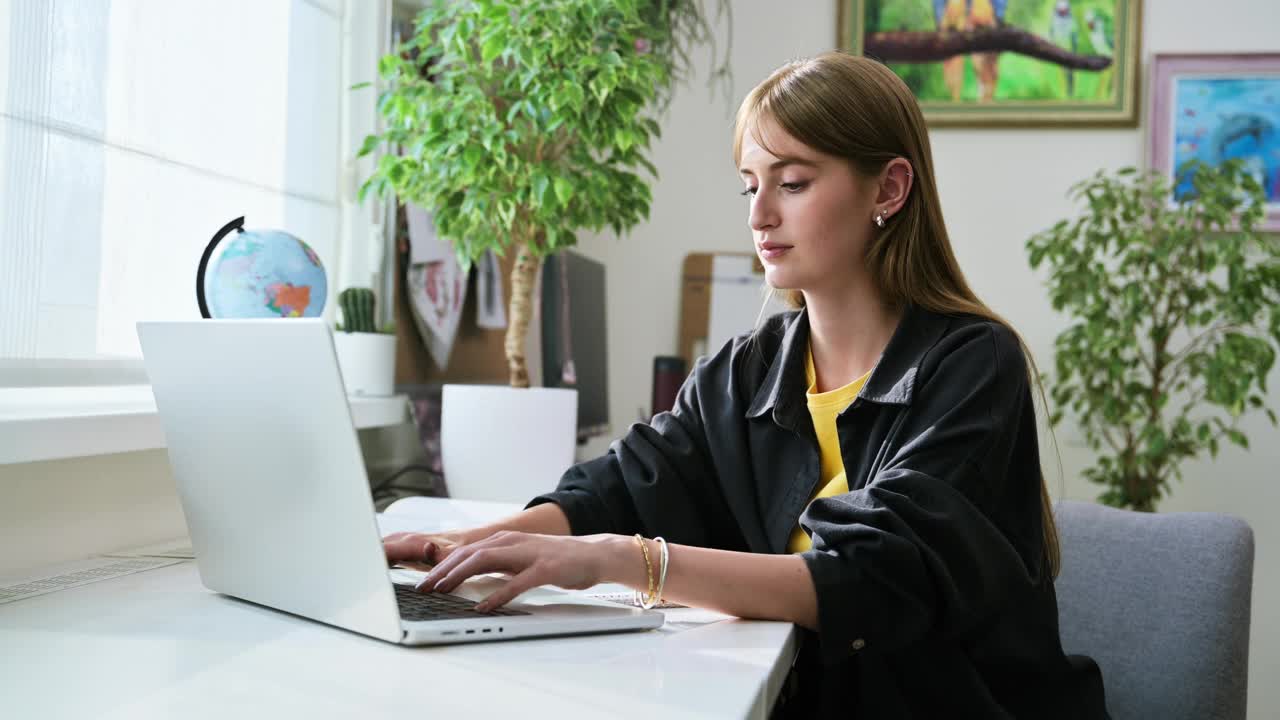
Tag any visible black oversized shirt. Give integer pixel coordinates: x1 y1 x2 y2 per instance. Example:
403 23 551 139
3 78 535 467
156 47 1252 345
529 304 1109 718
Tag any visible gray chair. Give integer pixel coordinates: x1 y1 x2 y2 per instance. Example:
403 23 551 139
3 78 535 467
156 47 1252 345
1053 500 1254 720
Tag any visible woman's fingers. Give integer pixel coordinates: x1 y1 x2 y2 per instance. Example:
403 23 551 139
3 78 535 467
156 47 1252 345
475 568 541 612
383 534 426 562
427 545 530 594
418 532 519 586
384 533 454 565
412 533 600 610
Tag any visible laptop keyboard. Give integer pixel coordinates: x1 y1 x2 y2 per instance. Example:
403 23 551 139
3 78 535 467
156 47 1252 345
394 584 530 621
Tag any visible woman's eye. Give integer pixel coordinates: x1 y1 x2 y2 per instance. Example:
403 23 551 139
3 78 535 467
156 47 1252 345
740 187 757 197
780 181 808 193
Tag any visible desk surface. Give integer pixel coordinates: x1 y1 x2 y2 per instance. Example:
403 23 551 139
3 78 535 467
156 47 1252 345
2 560 796 719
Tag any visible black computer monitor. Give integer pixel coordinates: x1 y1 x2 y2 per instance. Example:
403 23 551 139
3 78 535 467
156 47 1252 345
541 250 609 443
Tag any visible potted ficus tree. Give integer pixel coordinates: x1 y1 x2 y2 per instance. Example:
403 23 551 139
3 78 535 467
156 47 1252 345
356 0 728 502
1027 159 1280 511
333 288 398 397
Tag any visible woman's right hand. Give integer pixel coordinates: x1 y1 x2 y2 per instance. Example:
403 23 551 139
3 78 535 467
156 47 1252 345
383 529 480 569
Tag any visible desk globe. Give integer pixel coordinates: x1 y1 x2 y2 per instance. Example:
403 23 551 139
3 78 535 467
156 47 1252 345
196 216 327 319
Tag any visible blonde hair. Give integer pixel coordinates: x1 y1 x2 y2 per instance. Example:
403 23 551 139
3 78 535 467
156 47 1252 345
734 52 1061 578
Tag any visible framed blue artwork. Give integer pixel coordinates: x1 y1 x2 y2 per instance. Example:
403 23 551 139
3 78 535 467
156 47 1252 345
1149 53 1280 230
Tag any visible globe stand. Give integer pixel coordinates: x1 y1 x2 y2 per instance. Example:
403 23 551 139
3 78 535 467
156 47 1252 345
196 216 246 319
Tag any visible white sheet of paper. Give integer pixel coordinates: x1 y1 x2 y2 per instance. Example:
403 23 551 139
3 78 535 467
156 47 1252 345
406 258 467 370
406 204 451 264
706 255 789 357
377 495 519 536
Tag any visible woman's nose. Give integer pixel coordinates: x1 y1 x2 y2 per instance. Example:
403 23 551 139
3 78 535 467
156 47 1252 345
749 193 779 232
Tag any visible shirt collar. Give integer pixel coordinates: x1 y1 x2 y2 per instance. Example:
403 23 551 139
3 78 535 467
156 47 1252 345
745 303 951 426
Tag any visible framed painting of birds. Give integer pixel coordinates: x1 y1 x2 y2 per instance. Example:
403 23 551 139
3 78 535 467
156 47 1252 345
838 0 1142 126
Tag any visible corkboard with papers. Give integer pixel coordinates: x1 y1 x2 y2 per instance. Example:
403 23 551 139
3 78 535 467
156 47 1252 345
393 244 509 385
678 252 787 371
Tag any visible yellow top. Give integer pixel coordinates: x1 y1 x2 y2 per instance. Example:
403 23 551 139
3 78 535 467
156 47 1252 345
786 343 871 554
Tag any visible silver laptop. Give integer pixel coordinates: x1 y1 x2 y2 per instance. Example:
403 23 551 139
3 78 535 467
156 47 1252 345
136 318 662 645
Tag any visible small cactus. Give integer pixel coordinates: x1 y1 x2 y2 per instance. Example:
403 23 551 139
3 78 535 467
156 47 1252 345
338 287 376 333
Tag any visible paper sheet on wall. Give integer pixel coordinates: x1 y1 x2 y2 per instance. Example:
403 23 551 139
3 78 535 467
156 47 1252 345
706 255 789 356
405 204 451 264
404 204 470 370
406 259 467 371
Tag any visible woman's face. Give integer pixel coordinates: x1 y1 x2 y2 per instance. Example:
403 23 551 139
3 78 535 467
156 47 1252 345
738 119 877 295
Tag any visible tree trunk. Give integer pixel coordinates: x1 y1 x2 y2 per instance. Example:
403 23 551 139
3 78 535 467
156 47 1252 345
505 240 542 388
865 27 1113 71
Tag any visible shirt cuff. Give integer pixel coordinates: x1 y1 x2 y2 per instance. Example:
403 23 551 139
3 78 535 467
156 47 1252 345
801 549 875 666
525 489 614 536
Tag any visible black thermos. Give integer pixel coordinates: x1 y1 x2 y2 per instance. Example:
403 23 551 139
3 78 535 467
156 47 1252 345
651 356 687 419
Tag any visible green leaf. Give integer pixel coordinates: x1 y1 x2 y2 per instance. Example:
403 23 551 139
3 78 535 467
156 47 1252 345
481 33 506 64
463 145 483 168
553 176 574 205
357 134 380 158
533 174 551 207
505 100 524 124
387 159 407 184
1225 428 1249 449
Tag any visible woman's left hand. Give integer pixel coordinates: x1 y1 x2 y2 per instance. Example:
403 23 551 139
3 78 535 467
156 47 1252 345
417 531 622 612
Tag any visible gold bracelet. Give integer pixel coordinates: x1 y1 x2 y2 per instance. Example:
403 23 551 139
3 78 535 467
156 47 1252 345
633 533 656 608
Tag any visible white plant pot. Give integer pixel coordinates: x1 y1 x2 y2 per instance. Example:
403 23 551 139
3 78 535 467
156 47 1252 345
332 331 397 397
441 384 578 504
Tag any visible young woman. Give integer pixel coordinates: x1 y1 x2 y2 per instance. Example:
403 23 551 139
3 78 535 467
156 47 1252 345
385 52 1109 718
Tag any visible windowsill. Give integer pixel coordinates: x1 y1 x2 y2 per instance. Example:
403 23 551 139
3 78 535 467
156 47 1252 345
0 386 410 465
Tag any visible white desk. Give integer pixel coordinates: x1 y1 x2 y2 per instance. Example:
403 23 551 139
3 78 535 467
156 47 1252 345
1 503 799 719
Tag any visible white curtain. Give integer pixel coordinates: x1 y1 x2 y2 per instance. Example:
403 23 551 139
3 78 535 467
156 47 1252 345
0 0 347 361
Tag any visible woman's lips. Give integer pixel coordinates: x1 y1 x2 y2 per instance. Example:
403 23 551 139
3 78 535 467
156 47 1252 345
759 244 792 260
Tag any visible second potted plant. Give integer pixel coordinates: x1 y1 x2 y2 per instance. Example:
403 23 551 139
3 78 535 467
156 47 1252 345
1027 159 1280 511
333 287 397 397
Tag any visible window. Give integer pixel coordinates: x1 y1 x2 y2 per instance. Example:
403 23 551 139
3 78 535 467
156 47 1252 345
0 0 384 377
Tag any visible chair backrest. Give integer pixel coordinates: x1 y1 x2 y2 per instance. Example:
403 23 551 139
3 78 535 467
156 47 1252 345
1053 500 1254 720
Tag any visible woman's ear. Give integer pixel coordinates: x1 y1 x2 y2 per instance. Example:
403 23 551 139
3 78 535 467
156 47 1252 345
873 158 913 222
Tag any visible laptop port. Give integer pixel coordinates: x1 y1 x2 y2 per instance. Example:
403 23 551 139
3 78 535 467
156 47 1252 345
465 629 475 634
482 628 491 633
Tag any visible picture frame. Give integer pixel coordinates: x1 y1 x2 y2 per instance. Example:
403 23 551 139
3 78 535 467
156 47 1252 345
1148 53 1280 231
836 0 1142 127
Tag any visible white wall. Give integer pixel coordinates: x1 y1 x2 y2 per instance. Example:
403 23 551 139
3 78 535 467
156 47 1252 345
0 451 185 575
575 0 1280 715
